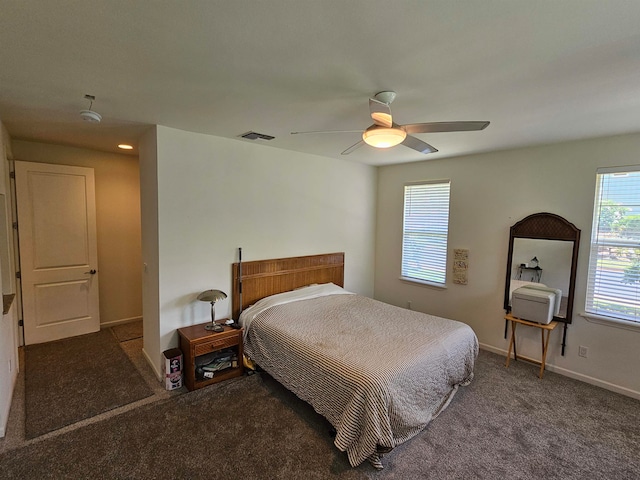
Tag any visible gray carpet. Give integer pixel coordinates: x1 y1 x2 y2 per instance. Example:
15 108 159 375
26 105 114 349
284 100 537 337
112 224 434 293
4 350 639 479
110 320 143 342
23 329 154 439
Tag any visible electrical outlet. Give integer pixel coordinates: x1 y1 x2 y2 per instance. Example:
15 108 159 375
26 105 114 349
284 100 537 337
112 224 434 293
578 345 589 358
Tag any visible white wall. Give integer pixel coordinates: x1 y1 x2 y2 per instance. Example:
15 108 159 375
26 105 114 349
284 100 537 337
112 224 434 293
375 132 640 398
11 141 143 328
143 126 377 377
139 127 161 375
0 120 19 437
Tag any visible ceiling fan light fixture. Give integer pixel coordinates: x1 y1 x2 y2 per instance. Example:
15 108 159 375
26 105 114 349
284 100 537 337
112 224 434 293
79 109 102 123
79 94 102 123
362 126 406 148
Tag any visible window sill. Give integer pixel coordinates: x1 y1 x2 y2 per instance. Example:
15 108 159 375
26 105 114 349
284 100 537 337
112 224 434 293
399 276 447 290
580 312 640 333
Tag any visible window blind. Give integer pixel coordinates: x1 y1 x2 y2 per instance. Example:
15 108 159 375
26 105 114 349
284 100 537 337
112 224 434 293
401 180 450 285
586 166 640 323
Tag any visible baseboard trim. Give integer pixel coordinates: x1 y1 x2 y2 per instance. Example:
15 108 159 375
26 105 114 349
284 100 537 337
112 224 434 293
142 347 162 382
0 363 18 438
479 343 640 400
100 316 143 329
479 343 509 357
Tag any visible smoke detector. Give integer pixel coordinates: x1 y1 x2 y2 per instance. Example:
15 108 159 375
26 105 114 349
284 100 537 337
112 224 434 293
80 94 102 123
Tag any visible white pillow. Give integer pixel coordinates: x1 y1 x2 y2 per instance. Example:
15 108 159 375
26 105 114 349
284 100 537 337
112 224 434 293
239 283 353 331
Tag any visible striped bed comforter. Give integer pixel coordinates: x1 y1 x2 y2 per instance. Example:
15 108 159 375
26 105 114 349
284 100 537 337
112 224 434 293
240 284 478 469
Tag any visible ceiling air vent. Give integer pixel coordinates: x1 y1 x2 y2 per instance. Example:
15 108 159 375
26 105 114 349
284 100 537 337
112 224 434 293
239 131 275 141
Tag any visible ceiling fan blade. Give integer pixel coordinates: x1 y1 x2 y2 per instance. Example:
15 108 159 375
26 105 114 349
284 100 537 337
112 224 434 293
369 98 393 128
401 135 438 154
341 140 365 155
291 129 363 135
402 121 490 134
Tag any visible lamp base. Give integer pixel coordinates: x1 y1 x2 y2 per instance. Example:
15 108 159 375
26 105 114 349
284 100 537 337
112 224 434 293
205 323 224 333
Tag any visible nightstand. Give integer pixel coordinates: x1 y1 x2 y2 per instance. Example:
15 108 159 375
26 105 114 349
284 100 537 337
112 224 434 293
178 320 244 391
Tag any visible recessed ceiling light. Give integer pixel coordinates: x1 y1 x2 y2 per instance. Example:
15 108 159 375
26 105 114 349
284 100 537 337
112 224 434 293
118 144 134 150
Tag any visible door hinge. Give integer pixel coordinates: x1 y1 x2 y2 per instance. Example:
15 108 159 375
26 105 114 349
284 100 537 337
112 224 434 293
15 271 21 279
9 171 15 179
12 221 17 230
18 319 23 327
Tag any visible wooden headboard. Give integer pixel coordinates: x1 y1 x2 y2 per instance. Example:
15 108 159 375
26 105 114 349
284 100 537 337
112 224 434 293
231 252 344 320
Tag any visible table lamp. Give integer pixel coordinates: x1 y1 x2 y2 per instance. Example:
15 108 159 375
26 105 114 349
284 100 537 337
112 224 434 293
197 289 227 332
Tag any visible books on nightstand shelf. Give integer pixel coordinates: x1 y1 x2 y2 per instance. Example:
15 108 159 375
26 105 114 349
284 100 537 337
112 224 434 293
195 348 238 380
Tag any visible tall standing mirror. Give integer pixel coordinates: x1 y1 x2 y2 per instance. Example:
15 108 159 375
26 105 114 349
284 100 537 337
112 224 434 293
504 212 580 355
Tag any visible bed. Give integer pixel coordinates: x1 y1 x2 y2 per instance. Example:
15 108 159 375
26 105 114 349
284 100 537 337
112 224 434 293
232 252 478 469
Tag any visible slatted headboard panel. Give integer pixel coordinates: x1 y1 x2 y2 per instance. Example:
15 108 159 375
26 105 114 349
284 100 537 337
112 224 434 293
231 252 344 320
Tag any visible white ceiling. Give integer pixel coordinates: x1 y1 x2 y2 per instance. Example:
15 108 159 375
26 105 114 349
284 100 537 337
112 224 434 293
1 1 640 166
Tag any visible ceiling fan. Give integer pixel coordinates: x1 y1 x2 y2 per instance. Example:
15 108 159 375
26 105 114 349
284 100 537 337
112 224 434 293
291 91 490 155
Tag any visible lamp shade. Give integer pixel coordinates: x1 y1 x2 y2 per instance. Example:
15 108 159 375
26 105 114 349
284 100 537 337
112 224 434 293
197 289 227 303
198 289 227 331
362 126 407 148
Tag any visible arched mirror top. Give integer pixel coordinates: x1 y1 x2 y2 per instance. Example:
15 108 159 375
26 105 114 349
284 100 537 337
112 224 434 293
504 212 581 325
511 212 580 242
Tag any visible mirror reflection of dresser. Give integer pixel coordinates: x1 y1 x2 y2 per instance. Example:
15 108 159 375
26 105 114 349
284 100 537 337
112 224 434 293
503 212 581 356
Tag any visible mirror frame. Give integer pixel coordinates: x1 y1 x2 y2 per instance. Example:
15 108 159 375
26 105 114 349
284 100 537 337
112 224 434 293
504 212 581 326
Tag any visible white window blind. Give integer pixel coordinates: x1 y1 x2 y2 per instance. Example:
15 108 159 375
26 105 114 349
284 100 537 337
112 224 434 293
586 166 640 323
401 180 450 286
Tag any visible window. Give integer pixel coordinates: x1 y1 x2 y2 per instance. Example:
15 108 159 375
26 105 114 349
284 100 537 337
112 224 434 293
401 180 450 286
586 166 640 324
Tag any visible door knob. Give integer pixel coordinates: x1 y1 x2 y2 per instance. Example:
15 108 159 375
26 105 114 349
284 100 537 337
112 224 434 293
84 269 97 275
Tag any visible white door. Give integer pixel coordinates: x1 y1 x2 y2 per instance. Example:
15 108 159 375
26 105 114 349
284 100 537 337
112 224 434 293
15 161 100 345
